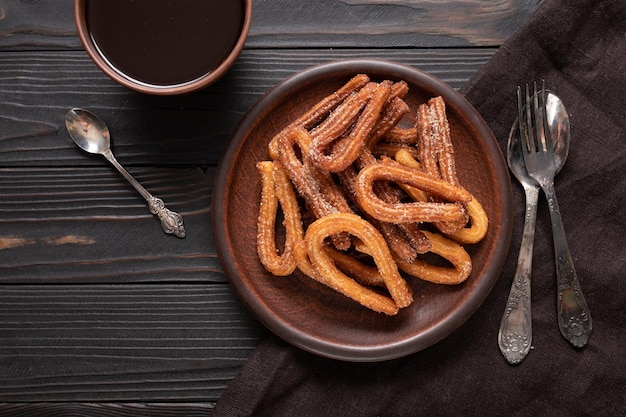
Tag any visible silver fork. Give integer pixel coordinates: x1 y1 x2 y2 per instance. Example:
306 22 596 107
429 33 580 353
518 81 592 347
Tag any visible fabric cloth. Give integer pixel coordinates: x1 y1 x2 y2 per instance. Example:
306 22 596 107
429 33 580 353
212 0 626 415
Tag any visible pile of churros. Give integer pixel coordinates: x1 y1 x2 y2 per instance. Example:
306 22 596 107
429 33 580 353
256 74 488 316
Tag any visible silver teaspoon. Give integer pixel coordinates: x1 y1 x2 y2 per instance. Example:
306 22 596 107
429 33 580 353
65 108 185 238
498 91 568 364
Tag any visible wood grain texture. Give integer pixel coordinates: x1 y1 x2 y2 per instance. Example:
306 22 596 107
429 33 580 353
0 0 539 412
0 403 213 416
0 0 540 50
0 49 495 167
0 166 219 284
249 0 539 47
0 0 78 50
0 285 266 402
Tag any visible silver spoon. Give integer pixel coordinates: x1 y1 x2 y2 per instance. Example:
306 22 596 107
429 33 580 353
498 91 568 364
65 108 185 238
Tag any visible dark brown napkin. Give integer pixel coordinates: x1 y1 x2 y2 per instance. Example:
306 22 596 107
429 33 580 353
212 0 626 415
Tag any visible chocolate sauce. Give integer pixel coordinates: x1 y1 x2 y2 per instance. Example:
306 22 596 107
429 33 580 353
86 0 244 86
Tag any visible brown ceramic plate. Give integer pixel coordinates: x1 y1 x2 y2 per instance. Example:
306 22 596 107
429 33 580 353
212 60 512 361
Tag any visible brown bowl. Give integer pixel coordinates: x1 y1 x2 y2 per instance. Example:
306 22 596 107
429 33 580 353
212 59 513 361
74 0 252 95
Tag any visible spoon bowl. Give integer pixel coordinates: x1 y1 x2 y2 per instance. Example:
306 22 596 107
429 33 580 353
498 91 569 364
65 108 185 238
66 108 112 154
508 92 569 184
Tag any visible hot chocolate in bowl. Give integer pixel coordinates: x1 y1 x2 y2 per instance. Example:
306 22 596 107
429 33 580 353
74 0 252 95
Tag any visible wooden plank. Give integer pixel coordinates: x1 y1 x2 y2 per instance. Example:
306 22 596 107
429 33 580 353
0 284 266 402
248 0 539 47
0 1 78 50
0 403 213 417
0 166 221 284
0 48 495 167
0 0 540 51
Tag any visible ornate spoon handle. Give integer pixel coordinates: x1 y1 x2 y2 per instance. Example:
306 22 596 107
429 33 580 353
542 181 591 347
147 196 186 238
103 150 186 238
498 184 538 364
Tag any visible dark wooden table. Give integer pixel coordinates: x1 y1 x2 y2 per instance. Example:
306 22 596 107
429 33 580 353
0 1 539 414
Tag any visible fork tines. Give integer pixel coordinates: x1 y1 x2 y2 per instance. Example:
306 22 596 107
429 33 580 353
517 80 551 154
